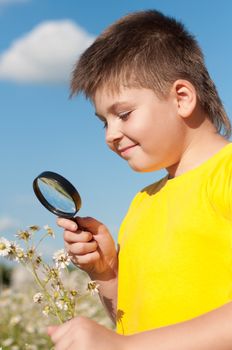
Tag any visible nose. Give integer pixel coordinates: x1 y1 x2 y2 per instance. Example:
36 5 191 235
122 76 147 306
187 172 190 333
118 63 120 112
105 120 123 146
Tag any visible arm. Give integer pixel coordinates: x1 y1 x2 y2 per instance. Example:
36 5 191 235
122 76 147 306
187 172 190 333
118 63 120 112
57 216 118 322
125 301 232 350
93 272 118 323
48 301 232 350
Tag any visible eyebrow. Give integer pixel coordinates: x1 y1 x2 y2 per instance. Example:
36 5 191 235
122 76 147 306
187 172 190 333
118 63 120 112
95 101 131 119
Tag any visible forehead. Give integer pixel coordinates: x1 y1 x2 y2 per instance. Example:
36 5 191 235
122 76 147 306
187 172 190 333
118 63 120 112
93 87 117 104
92 76 142 104
93 86 140 115
94 85 151 105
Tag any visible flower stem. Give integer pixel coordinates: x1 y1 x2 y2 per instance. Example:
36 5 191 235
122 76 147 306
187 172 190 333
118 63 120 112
35 232 49 250
30 263 64 324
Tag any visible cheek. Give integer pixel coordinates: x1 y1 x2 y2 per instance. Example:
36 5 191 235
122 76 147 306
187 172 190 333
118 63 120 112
125 118 152 139
130 120 159 142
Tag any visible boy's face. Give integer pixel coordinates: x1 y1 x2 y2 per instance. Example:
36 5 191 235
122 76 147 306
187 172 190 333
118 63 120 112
94 86 185 172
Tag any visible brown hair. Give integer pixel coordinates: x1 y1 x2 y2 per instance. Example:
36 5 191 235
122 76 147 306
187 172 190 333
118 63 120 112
71 10 231 138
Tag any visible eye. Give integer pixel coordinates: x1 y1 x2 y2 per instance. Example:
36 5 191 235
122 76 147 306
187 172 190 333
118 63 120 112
118 111 131 120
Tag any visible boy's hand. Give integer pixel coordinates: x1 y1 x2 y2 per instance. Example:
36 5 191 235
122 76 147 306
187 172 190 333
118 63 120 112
57 216 118 280
48 317 125 350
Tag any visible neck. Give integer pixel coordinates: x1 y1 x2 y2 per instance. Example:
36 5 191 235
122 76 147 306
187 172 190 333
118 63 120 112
166 119 229 179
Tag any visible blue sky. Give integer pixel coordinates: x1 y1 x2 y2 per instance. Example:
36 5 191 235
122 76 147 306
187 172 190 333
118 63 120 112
1 0 232 254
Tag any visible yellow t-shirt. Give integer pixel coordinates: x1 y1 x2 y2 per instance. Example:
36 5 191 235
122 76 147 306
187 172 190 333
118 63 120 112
117 143 232 335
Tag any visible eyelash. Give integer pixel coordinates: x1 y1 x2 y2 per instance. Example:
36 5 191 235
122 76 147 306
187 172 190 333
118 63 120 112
102 111 132 129
118 111 131 120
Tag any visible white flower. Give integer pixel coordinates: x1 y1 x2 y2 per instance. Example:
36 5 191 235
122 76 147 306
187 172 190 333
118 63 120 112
2 337 14 346
25 325 35 333
87 281 100 295
70 289 78 298
56 300 68 311
35 254 42 267
25 344 38 350
53 249 71 269
11 346 20 350
47 267 60 280
25 246 36 260
53 280 62 290
33 292 44 304
7 241 22 261
28 225 40 232
15 230 31 241
44 225 55 238
14 246 25 262
0 237 11 256
42 305 51 317
10 315 22 325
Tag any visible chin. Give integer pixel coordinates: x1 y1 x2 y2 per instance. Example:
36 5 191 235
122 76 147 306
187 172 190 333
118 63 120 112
129 162 161 173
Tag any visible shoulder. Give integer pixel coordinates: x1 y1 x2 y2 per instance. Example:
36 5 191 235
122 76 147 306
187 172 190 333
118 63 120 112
130 176 168 207
119 176 168 226
206 143 232 185
205 143 232 220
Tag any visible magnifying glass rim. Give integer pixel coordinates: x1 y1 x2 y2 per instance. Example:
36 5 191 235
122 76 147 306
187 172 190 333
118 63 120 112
33 171 82 218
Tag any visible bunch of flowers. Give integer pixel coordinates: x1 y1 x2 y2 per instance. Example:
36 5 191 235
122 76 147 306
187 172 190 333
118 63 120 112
0 225 99 324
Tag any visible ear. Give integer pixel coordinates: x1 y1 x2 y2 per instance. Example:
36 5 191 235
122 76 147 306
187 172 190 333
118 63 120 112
172 80 197 118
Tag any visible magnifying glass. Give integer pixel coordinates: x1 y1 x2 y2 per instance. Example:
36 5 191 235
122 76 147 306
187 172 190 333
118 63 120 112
33 171 82 218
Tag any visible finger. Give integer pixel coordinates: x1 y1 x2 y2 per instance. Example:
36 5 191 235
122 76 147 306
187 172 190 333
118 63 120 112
47 325 58 336
50 320 73 343
57 217 77 231
75 216 104 235
54 335 74 350
69 240 98 256
74 250 100 265
55 337 74 350
64 230 93 243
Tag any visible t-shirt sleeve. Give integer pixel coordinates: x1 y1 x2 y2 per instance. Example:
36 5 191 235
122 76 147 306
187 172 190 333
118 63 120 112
206 158 232 222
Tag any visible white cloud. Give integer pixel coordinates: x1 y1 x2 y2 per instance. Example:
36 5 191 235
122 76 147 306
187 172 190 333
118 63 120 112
0 216 18 232
0 20 95 84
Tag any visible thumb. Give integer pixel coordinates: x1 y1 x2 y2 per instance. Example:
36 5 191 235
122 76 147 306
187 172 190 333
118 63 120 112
47 325 58 336
75 216 106 235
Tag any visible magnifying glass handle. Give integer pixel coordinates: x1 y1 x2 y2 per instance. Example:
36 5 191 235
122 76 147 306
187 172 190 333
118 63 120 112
69 217 85 231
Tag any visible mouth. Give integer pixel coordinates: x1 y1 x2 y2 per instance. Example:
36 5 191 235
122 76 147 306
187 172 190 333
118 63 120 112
118 144 138 157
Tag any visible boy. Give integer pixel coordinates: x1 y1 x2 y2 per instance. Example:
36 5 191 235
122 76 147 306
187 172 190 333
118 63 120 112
48 10 232 349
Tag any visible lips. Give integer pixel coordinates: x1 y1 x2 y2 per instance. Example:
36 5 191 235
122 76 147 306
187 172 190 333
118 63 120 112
118 144 138 156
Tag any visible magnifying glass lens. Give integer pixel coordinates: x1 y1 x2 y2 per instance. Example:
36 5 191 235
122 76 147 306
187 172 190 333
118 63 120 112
33 171 82 218
37 177 76 214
